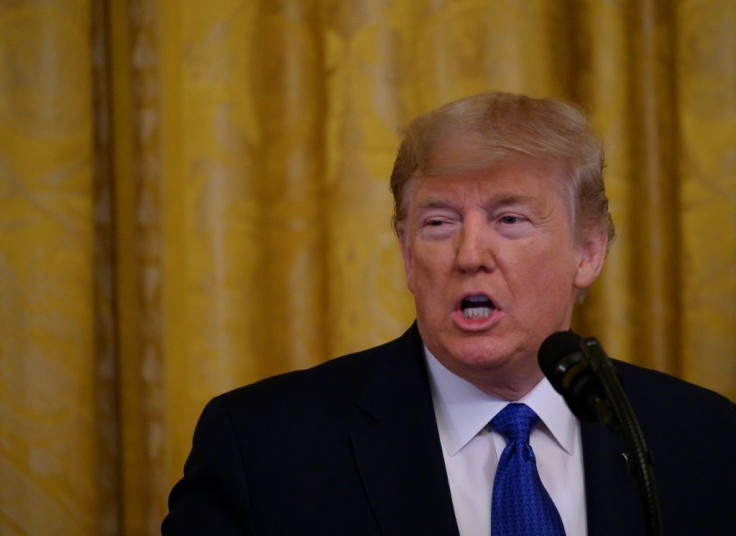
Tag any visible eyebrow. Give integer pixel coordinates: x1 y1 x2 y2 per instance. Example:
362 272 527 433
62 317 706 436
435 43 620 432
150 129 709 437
416 198 459 211
415 192 538 212
487 192 538 209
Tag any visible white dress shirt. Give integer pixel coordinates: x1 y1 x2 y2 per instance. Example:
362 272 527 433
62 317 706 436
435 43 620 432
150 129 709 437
425 348 587 536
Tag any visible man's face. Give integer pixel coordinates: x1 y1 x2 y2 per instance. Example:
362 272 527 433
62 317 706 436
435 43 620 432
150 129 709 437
398 157 605 397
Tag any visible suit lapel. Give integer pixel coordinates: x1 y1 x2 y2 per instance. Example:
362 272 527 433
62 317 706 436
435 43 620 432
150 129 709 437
350 324 459 536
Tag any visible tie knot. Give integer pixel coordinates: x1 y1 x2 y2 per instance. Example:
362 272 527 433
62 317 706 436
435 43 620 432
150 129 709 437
491 403 540 443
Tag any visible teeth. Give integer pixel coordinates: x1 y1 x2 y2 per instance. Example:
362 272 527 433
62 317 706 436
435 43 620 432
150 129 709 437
463 307 492 319
460 295 494 319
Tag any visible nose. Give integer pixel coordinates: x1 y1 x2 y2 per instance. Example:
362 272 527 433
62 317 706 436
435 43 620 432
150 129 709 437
455 215 494 273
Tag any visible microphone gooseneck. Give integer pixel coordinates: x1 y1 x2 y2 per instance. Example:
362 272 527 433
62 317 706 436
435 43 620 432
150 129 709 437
538 331 663 536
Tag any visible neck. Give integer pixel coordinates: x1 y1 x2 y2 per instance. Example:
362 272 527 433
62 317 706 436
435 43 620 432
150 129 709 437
471 369 545 401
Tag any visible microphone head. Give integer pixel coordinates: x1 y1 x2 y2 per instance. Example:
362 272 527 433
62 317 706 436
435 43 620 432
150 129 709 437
538 331 600 422
538 331 582 381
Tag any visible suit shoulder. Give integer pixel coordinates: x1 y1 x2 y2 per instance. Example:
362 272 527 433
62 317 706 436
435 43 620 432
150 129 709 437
613 359 733 402
612 360 736 432
212 328 418 421
228 337 393 394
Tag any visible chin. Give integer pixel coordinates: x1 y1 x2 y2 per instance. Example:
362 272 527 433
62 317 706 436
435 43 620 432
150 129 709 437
443 337 514 371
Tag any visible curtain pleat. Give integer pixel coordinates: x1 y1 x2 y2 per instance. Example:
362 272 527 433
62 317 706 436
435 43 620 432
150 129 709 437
109 0 167 532
626 0 681 373
676 0 736 397
0 2 100 534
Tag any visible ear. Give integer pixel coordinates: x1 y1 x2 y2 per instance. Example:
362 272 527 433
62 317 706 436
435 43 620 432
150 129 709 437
397 224 416 294
573 229 607 290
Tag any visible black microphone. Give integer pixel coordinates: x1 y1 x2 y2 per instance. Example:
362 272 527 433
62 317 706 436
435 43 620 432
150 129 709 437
538 331 663 536
538 331 618 430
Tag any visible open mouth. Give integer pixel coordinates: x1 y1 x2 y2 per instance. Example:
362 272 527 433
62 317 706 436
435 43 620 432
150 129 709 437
460 294 495 319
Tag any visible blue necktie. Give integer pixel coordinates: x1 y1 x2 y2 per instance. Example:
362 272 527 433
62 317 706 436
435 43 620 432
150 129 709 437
491 403 566 536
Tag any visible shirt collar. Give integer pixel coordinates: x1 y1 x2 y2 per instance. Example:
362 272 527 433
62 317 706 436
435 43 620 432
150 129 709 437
424 346 577 456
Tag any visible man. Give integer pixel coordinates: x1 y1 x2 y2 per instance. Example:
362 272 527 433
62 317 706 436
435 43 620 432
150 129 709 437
163 92 736 535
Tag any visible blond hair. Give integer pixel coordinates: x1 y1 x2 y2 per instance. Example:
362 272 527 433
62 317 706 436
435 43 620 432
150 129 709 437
390 91 615 249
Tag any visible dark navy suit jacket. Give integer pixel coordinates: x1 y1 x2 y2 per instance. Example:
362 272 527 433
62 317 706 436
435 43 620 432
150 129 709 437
163 324 736 535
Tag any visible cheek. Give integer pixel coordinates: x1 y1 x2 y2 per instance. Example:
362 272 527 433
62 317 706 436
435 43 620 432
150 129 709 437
511 244 579 293
406 268 417 295
399 232 416 292
407 247 450 295
409 254 431 288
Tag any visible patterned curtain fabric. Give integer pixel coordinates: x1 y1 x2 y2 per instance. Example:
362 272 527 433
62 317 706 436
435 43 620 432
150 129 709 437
1 0 734 533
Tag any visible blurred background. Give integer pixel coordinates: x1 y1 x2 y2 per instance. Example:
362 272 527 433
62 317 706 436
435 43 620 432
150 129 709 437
1 0 734 534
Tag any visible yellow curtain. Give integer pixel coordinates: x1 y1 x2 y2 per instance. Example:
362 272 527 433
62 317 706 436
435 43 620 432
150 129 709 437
1 0 734 533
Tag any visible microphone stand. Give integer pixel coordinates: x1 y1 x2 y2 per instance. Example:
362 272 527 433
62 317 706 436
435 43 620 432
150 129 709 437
581 337 663 536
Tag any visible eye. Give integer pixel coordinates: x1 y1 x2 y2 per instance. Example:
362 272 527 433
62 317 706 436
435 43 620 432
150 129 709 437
422 214 456 228
419 214 458 239
499 215 521 224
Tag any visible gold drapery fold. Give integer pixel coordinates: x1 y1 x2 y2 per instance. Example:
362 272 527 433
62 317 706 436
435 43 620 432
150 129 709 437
627 0 681 374
0 2 105 533
676 0 736 395
1 1 734 533
110 0 168 533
